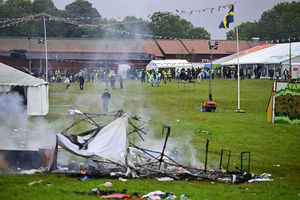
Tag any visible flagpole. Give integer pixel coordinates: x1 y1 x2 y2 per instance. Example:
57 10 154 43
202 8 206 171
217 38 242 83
234 2 245 113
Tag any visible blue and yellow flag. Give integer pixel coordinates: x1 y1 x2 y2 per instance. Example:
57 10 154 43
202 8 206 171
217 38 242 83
219 6 234 29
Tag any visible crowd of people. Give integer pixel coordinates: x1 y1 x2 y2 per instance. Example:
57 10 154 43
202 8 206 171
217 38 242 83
31 65 291 113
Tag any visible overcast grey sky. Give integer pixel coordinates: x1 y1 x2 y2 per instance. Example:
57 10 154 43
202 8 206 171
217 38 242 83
52 0 297 39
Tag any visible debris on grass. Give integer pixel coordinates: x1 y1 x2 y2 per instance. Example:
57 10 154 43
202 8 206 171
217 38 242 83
100 182 113 187
28 180 42 186
119 177 128 182
248 173 273 183
156 177 174 182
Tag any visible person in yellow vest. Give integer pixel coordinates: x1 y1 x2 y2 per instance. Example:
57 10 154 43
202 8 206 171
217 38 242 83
149 73 154 87
167 69 172 82
163 71 167 84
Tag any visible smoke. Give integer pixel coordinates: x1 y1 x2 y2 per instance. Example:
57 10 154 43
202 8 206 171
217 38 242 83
0 92 26 114
0 92 56 151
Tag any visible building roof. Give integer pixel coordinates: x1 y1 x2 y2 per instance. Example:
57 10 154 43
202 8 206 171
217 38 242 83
0 37 268 57
141 40 163 57
181 39 267 55
156 40 189 55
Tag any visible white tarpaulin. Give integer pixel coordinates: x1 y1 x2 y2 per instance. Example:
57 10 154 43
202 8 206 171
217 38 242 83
0 62 49 115
57 114 134 168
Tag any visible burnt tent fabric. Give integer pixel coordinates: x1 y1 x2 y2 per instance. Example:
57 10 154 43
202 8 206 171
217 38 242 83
50 114 135 171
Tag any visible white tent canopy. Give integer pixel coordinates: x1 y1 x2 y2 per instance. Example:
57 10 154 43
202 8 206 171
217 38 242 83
146 59 193 70
221 42 300 66
0 62 49 115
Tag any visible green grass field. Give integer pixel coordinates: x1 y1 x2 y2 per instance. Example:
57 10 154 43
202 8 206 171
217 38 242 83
0 79 299 200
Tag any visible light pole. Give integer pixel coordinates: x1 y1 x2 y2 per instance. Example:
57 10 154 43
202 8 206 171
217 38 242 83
38 39 45 76
289 37 292 80
208 41 218 101
43 14 48 82
28 36 32 72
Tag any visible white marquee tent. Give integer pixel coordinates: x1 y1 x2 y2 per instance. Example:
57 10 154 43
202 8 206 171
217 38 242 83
221 42 300 66
218 42 300 78
146 59 193 70
0 62 49 115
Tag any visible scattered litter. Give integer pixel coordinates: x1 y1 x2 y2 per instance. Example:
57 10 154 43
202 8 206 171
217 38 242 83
273 164 280 167
100 182 113 187
68 109 83 115
90 188 127 196
101 193 132 199
176 119 180 122
210 182 215 184
298 193 300 196
248 178 274 183
28 180 42 186
119 177 128 182
165 193 177 199
20 169 41 175
143 191 165 199
156 177 174 182
180 194 190 200
197 130 209 134
47 184 51 187
80 175 89 181
248 173 273 183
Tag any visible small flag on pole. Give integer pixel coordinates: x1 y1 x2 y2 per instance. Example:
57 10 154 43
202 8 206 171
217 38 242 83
219 6 234 29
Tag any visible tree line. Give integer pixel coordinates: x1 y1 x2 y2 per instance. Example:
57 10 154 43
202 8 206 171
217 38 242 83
226 1 300 41
0 0 299 41
0 0 210 39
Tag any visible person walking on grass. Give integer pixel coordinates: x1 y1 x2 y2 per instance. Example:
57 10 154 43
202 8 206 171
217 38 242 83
119 75 123 89
79 74 85 90
102 89 110 113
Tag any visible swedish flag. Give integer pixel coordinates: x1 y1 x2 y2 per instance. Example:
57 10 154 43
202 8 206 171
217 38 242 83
219 6 234 29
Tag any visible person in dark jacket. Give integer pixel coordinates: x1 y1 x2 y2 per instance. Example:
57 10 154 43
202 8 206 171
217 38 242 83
102 89 110 112
79 75 85 90
119 75 123 89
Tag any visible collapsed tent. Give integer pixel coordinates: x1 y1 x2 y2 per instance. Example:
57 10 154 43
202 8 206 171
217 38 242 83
48 112 135 175
146 59 193 70
46 110 258 183
0 62 49 115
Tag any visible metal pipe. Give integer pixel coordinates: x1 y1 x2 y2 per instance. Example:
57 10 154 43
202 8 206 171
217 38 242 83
204 139 209 173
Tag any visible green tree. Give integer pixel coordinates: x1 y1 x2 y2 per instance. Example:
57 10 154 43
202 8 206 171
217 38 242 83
106 16 151 39
150 12 210 39
31 0 60 15
226 1 300 40
0 0 32 18
226 22 260 40
63 0 100 18
189 27 210 40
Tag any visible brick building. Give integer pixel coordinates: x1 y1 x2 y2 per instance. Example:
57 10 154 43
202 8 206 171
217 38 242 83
0 36 266 74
